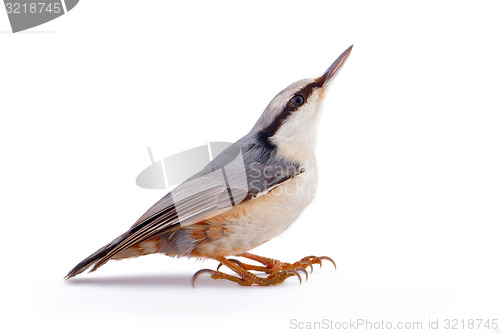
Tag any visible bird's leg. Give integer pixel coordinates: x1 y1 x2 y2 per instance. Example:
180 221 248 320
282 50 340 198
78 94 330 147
215 258 309 281
237 252 336 273
216 258 271 273
192 256 302 287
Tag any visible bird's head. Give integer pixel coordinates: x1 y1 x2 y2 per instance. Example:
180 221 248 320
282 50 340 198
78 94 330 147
251 45 353 164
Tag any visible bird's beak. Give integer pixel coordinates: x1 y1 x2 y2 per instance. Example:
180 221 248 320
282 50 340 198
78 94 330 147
318 45 353 88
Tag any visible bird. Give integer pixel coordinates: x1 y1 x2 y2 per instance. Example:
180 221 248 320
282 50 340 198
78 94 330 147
65 45 353 286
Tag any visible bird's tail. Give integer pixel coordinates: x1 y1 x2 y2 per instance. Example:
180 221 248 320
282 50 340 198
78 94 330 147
64 232 130 280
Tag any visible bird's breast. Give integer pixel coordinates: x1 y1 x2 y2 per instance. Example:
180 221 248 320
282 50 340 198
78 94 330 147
189 167 318 257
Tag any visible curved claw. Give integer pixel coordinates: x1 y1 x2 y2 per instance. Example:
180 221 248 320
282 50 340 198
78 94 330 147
299 260 314 273
285 269 302 284
192 269 215 288
294 267 308 281
217 258 244 271
319 256 337 270
229 258 244 266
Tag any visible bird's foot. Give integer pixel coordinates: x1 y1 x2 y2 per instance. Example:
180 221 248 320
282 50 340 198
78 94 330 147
192 256 303 287
192 253 336 287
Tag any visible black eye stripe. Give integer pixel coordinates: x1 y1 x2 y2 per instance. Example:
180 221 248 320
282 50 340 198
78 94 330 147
257 80 323 145
288 80 322 111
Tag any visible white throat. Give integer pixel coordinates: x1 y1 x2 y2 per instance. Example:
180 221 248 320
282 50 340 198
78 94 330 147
271 89 324 164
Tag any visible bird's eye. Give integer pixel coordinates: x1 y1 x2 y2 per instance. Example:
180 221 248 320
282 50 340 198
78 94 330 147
290 94 305 107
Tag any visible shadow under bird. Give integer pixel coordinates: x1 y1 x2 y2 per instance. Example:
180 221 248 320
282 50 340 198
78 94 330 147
65 45 353 286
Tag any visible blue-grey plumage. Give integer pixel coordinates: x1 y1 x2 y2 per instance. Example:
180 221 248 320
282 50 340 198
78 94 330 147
65 45 353 285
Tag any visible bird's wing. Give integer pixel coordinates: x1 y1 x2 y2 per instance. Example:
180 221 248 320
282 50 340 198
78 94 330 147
89 139 301 271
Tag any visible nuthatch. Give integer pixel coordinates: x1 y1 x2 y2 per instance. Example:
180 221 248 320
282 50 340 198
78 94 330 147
65 45 353 286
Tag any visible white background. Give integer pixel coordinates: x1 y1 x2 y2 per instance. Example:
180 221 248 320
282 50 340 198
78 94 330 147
1 1 499 332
